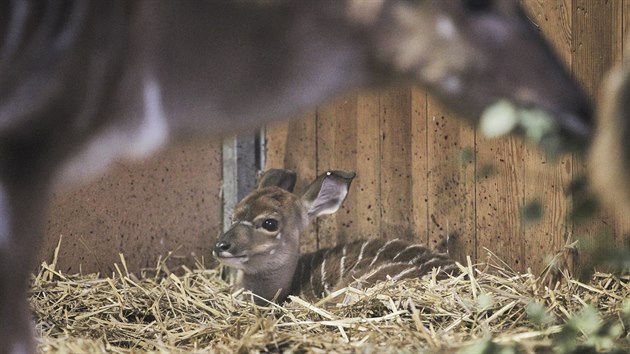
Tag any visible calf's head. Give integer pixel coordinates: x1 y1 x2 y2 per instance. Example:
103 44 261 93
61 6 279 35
214 169 355 275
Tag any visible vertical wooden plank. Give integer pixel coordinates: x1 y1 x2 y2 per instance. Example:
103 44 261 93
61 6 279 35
264 121 289 170
288 114 318 253
612 0 625 68
425 96 476 261
284 114 318 190
380 87 415 242
522 149 574 274
265 112 318 253
476 133 526 271
355 91 382 242
316 95 359 248
266 112 317 183
620 0 630 245
410 89 429 246
572 1 615 97
609 1 630 245
520 0 575 274
315 100 339 249
571 0 617 273
222 137 238 232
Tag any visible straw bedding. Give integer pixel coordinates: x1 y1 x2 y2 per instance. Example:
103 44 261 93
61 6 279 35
31 247 629 353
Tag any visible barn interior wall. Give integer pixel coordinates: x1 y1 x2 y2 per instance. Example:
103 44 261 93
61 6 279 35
40 140 223 275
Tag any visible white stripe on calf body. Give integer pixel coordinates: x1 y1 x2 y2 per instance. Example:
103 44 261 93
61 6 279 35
392 266 418 281
351 239 371 273
359 261 414 282
339 245 347 281
320 249 332 295
393 244 428 261
369 238 400 267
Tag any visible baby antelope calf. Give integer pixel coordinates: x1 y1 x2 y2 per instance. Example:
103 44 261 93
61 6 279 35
213 169 458 304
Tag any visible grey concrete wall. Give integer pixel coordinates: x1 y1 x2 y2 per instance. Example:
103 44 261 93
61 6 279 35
39 139 223 275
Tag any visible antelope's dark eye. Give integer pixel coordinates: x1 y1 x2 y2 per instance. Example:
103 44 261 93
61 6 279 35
262 219 279 232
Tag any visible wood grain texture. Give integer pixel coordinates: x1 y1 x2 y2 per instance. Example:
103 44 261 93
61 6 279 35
410 89 429 246
355 91 383 242
265 111 318 253
520 0 575 273
264 121 289 170
572 1 615 97
316 95 359 248
425 95 476 262
609 0 630 245
571 0 618 272
379 87 415 243
475 135 526 271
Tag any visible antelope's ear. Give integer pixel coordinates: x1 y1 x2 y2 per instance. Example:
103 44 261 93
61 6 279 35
301 170 355 220
257 169 297 192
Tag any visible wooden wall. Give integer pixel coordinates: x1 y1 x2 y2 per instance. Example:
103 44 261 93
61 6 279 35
265 0 630 274
42 140 223 275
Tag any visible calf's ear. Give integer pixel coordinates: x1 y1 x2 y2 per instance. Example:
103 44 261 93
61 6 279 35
257 169 297 192
300 170 355 220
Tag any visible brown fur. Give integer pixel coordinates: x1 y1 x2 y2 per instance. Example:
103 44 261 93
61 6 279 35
215 170 458 304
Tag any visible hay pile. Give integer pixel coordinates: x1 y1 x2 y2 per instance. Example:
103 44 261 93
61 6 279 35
31 249 629 354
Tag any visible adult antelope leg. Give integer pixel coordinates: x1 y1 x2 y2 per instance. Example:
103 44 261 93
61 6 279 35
0 163 53 354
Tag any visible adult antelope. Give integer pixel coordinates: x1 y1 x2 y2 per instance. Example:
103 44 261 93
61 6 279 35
1 1 591 352
214 169 458 305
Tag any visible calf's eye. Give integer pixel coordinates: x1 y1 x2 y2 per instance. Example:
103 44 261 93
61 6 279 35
262 219 279 232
